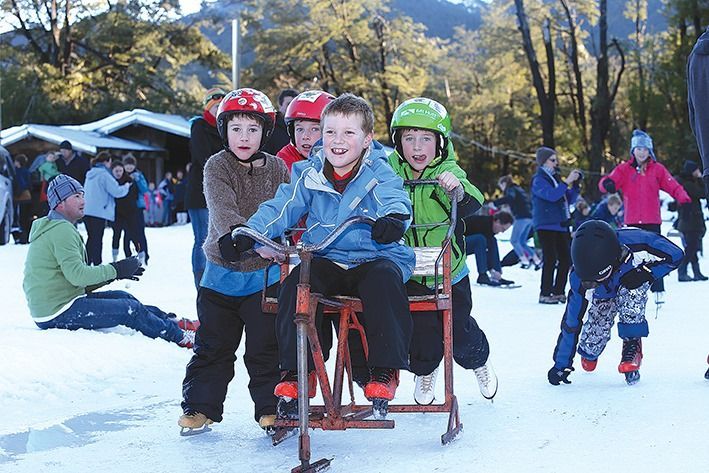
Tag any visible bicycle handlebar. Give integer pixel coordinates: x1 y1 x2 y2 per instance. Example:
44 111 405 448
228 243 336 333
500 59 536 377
231 215 376 256
231 179 457 256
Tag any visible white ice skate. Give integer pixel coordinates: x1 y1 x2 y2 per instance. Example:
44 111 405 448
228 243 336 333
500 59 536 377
474 361 498 400
413 366 439 405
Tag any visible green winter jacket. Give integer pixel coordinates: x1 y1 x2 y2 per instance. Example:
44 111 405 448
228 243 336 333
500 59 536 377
388 142 484 287
23 217 117 320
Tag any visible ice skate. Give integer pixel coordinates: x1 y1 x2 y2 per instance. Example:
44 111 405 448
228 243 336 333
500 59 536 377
413 366 439 405
178 329 196 349
619 339 642 385
581 357 597 372
365 368 399 419
474 362 498 400
178 411 213 436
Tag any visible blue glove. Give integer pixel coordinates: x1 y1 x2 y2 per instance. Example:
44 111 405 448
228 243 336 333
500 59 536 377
548 366 574 385
620 265 654 290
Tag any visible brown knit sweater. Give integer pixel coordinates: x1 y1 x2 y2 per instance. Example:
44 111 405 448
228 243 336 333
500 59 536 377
203 150 290 272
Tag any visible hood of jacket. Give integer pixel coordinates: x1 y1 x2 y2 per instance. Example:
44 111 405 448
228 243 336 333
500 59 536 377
28 216 68 243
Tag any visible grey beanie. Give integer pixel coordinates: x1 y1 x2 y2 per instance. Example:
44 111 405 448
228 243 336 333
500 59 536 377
536 146 556 165
47 174 84 209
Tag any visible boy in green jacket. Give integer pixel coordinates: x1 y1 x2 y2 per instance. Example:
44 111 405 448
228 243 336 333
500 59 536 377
23 174 196 348
388 98 497 403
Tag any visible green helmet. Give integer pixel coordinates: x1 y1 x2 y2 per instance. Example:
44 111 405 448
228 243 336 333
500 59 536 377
390 97 451 159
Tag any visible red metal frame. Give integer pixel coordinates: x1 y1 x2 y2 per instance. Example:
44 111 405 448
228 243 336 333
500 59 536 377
263 238 462 472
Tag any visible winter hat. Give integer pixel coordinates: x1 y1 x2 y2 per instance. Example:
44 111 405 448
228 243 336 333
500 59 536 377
202 87 227 112
47 174 84 209
59 140 73 151
535 146 556 166
630 129 656 160
682 160 699 175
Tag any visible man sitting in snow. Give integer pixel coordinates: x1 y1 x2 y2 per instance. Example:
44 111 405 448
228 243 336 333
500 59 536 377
22 174 197 348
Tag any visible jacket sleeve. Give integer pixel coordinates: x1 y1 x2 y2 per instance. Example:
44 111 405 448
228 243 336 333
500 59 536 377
189 121 213 173
532 174 569 202
552 271 589 369
203 157 247 236
103 173 130 198
658 165 691 204
246 168 310 239
135 172 149 195
622 229 684 279
599 164 626 193
53 224 117 287
440 162 483 219
370 162 413 229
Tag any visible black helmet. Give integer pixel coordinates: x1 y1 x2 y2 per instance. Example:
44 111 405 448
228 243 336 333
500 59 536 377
571 220 622 282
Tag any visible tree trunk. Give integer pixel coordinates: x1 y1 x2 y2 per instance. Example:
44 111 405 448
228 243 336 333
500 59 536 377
589 0 618 198
559 0 588 155
514 0 556 148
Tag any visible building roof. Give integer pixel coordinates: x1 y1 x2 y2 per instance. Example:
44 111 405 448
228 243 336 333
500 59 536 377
65 109 192 138
0 124 165 155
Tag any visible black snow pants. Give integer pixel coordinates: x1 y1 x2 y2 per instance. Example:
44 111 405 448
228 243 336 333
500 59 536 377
277 257 412 372
408 275 490 375
181 285 280 423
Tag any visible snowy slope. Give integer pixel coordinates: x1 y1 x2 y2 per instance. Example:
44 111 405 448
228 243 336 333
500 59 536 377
1 222 708 473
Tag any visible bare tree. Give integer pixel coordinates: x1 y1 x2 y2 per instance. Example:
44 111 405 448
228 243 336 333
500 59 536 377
590 0 625 193
559 0 589 155
514 0 556 147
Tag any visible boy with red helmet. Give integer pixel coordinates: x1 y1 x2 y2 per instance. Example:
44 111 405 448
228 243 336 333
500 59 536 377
277 90 335 171
179 88 290 436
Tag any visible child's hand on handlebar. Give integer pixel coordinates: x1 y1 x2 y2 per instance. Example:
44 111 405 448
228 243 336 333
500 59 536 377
218 227 255 262
437 172 464 201
372 214 408 244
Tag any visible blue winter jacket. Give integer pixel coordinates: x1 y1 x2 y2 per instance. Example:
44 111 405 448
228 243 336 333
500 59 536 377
551 228 683 369
531 167 579 231
493 185 532 219
590 201 621 228
129 170 149 209
247 141 416 282
83 165 130 221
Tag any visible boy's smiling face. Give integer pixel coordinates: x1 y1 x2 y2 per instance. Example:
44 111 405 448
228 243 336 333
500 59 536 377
400 128 438 174
322 112 372 174
227 115 264 162
293 119 322 158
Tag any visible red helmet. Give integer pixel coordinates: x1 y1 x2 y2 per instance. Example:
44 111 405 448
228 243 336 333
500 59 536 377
216 88 277 151
285 90 335 144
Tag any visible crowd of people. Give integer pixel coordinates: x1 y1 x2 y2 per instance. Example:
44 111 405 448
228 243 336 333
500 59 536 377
14 60 709 439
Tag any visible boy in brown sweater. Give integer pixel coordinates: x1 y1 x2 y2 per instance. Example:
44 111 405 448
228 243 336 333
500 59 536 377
179 88 290 435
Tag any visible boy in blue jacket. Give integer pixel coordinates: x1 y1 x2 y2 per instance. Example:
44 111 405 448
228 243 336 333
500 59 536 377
223 93 415 417
548 221 683 386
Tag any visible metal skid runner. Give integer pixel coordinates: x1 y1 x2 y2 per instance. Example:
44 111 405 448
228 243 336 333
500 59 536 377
238 180 462 473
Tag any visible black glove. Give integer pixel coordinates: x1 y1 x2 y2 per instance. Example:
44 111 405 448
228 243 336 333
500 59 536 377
218 227 255 262
602 178 616 194
110 256 144 281
547 366 574 386
619 265 654 290
371 213 408 244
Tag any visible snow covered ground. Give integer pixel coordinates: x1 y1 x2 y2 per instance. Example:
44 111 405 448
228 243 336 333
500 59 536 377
1 221 708 473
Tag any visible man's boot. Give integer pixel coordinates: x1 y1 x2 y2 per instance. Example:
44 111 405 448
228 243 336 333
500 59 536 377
678 261 693 282
691 261 708 281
